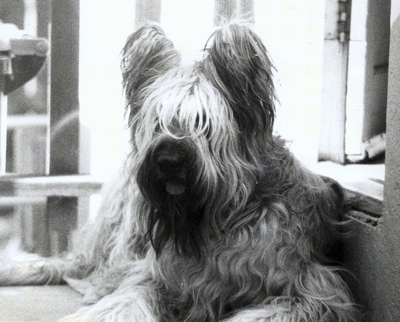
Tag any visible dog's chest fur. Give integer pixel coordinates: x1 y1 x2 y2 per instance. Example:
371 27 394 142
152 208 302 320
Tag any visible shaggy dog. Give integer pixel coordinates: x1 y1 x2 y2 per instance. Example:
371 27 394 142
0 23 357 321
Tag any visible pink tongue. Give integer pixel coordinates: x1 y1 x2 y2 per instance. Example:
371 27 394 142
166 181 186 195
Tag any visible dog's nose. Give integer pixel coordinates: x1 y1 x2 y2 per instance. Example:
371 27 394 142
156 154 185 173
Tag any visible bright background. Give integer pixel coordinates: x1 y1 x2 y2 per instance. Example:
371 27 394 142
79 0 325 177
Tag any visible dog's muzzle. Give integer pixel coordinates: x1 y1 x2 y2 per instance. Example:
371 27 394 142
153 139 191 196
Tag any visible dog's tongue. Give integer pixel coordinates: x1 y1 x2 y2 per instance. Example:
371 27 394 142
166 181 186 195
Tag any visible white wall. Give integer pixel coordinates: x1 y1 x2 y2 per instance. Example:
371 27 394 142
79 1 326 175
79 1 135 179
254 0 325 166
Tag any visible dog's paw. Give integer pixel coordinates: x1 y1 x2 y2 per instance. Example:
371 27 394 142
58 298 158 322
0 255 64 285
220 306 291 322
58 312 89 322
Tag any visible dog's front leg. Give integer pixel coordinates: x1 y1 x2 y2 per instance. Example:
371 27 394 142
60 285 159 322
220 305 291 322
0 254 79 285
60 261 160 322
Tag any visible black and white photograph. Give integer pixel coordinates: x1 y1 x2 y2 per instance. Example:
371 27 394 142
0 0 398 321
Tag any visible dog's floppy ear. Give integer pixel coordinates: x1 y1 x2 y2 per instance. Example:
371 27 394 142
121 23 180 118
203 23 276 136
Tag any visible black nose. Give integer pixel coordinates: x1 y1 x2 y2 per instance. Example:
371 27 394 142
156 153 186 173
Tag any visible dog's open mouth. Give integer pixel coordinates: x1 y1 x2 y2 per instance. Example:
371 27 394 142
165 180 186 195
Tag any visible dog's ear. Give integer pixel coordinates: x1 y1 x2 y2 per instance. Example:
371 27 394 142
203 23 276 137
121 24 180 118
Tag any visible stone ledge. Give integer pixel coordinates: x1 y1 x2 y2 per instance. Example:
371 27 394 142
315 161 384 219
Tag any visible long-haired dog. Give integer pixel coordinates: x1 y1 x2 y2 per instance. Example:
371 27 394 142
0 23 357 321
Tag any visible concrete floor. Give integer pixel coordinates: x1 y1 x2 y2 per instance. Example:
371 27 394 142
0 285 82 321
0 210 83 321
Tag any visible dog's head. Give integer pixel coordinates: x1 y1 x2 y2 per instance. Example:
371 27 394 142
121 22 277 257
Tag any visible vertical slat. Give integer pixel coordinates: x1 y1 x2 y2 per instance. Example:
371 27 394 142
345 0 390 160
36 0 49 115
48 1 79 172
238 0 254 22
318 0 348 164
45 0 80 256
20 0 50 256
214 0 236 25
135 0 161 26
0 43 8 174
214 0 254 25
0 74 8 174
